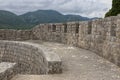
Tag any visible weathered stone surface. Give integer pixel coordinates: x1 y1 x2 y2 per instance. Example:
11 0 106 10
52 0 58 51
0 62 17 80
0 40 62 77
0 13 120 79
11 41 120 80
0 29 36 40
31 15 120 68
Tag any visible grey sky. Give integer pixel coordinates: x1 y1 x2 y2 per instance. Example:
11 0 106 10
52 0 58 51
0 0 112 18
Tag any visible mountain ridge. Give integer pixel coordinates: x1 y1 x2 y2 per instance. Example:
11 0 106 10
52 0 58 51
0 10 98 29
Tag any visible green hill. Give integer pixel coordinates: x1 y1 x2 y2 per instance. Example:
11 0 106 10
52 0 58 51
0 10 25 25
0 10 96 29
20 10 91 25
20 10 65 24
0 10 34 29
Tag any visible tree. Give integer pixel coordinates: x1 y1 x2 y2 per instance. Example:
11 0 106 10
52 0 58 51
105 0 120 17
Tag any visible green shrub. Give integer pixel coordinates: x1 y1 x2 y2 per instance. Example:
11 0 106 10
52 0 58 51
105 0 120 17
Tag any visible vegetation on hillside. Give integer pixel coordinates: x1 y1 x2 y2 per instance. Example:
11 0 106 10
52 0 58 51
0 10 34 30
0 10 96 30
105 0 120 17
20 10 91 24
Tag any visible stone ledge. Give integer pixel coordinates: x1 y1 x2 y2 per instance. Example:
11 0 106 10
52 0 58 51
0 40 62 75
40 46 62 74
0 62 17 80
21 41 62 74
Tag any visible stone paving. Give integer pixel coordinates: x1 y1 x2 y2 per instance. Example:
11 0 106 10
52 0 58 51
11 40 120 80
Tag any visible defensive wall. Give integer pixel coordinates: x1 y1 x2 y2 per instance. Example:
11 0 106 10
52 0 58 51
0 14 120 79
0 40 62 80
32 15 120 67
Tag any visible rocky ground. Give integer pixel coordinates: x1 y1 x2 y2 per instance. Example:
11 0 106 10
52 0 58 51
11 40 120 80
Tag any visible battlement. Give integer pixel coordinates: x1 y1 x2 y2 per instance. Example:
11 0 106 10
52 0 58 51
0 15 120 80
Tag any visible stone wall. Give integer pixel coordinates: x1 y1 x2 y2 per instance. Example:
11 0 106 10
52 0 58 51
0 62 17 80
0 15 120 71
32 15 120 67
0 40 62 76
0 29 37 40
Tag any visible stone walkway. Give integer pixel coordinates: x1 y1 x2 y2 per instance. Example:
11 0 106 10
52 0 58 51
12 40 120 80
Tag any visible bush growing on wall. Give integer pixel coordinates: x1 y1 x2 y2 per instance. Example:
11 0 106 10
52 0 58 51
105 0 120 17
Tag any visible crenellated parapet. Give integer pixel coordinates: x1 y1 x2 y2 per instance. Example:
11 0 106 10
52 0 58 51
32 15 120 67
0 14 120 73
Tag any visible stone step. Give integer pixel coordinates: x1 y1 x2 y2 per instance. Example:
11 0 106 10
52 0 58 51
0 62 17 80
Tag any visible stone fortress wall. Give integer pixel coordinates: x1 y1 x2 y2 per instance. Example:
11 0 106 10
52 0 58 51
0 29 37 40
32 15 120 67
0 15 120 79
0 40 62 80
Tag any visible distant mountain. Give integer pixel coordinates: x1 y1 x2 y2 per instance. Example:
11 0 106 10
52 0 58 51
64 14 90 21
20 10 65 24
0 10 34 29
0 10 97 29
0 10 25 25
20 10 92 25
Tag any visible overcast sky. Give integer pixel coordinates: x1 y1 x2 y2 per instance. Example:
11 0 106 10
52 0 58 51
0 0 112 18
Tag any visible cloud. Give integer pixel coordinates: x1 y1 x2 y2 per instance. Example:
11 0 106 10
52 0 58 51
0 0 112 17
